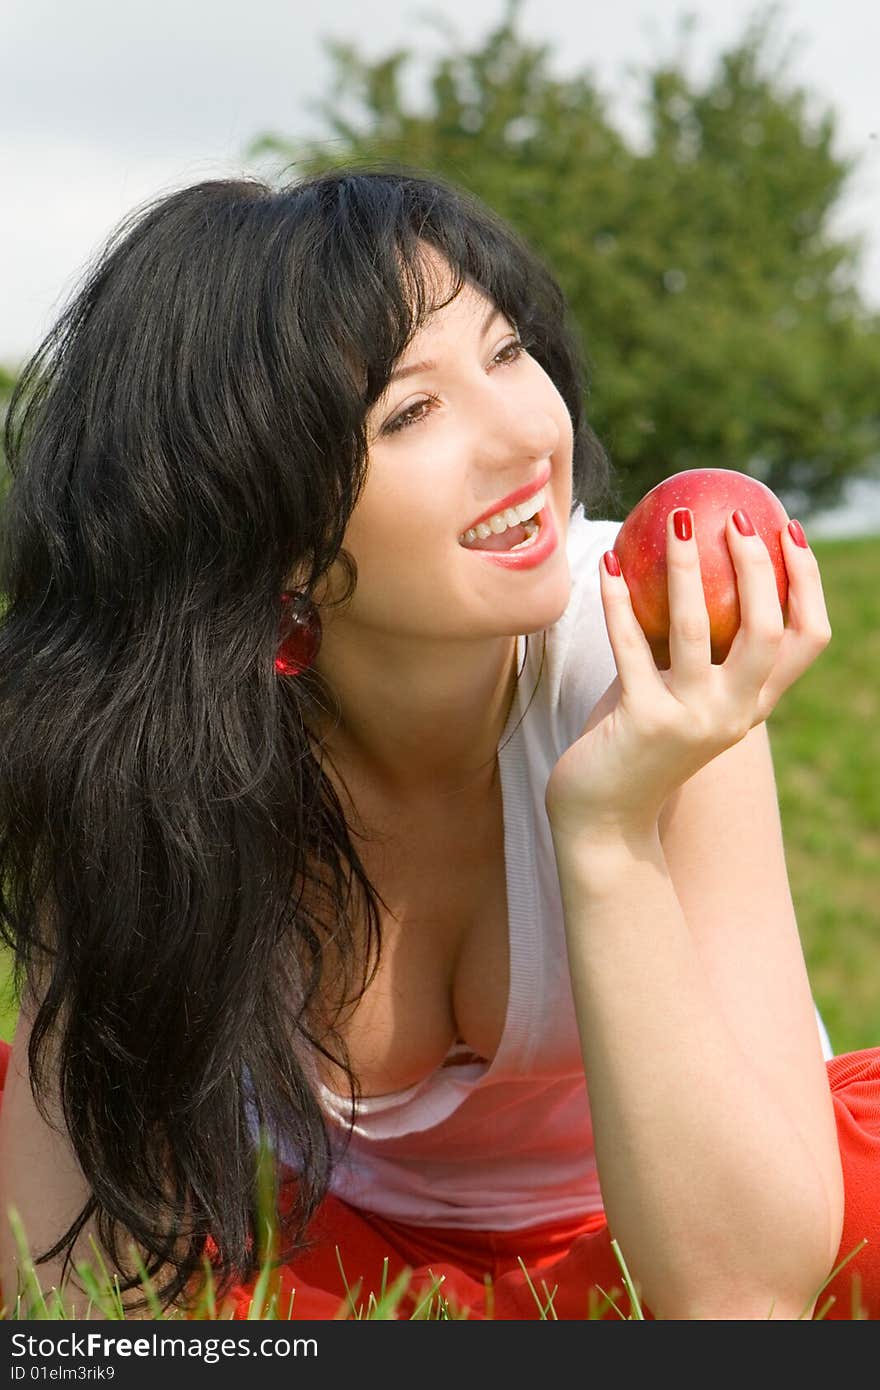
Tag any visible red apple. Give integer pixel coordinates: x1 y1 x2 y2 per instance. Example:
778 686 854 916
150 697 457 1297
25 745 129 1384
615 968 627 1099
612 468 790 668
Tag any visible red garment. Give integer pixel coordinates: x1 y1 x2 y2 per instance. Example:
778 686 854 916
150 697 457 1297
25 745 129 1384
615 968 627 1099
217 1194 624 1320
2 1039 877 1320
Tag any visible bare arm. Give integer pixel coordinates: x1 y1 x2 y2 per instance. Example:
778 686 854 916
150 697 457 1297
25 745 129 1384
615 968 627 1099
0 994 168 1319
0 995 98 1317
545 507 843 1318
551 724 843 1320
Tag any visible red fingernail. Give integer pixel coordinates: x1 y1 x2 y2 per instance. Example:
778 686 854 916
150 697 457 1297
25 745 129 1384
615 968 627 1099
788 519 809 548
733 509 755 536
673 509 692 541
603 550 621 577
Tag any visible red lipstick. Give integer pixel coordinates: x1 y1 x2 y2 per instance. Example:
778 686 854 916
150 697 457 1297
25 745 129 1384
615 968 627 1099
463 464 552 534
463 503 559 570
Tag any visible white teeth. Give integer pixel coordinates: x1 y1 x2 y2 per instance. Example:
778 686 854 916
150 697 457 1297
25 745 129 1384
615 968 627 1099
515 488 545 522
460 486 546 544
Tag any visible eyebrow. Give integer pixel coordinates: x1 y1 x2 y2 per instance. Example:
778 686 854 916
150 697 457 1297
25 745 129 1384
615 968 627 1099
388 305 503 383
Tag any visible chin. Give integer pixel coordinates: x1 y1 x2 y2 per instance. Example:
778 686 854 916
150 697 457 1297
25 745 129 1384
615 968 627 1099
516 560 573 636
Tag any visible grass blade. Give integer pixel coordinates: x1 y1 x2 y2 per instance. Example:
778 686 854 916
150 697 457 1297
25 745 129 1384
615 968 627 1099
610 1238 645 1319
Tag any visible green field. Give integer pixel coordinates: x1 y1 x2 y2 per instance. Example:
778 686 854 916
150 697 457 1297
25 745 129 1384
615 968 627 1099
766 533 880 1055
1 533 878 1052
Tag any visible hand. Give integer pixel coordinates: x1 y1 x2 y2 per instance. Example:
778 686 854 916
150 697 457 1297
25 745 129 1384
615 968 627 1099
544 509 832 842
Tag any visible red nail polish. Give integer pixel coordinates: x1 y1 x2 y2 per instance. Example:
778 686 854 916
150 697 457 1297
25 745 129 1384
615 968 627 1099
733 509 755 536
603 550 621 577
673 509 692 542
788 519 809 548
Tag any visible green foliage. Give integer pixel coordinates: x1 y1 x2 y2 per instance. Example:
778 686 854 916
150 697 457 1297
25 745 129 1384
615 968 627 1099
769 534 880 1056
0 364 15 501
248 0 880 519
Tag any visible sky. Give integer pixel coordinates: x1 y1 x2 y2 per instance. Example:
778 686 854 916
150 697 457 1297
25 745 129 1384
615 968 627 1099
2 0 878 537
2 0 878 371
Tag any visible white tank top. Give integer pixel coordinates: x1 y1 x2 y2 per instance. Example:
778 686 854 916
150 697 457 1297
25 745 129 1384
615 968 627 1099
272 506 833 1230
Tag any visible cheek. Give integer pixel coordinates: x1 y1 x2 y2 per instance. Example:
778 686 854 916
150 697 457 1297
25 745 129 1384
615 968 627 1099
342 478 427 572
356 439 457 545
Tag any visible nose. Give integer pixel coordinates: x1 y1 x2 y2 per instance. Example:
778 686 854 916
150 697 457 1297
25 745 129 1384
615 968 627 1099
472 378 562 475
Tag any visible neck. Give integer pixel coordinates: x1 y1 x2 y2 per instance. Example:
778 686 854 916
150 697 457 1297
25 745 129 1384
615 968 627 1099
309 625 520 802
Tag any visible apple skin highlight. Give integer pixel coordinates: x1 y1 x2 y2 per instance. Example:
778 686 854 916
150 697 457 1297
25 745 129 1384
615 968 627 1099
613 467 791 668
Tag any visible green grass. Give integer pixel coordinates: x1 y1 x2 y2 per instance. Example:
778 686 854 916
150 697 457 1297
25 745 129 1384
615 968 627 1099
766 533 880 1055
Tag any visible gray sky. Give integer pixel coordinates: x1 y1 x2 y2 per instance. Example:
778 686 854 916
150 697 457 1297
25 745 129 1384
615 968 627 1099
2 0 878 366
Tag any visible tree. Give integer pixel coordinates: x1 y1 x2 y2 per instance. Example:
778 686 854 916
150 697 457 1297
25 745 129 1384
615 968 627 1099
248 0 880 519
0 365 16 500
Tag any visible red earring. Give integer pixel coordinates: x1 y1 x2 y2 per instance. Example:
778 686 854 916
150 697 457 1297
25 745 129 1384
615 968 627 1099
275 591 322 676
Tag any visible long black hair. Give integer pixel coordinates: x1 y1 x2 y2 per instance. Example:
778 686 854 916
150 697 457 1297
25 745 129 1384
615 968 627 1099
0 165 616 1314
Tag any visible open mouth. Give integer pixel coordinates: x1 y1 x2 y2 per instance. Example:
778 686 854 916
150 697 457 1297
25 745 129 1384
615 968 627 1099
459 510 542 553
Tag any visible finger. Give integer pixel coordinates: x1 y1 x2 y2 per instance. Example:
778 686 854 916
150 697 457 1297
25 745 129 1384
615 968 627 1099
599 549 665 699
779 518 833 647
722 508 786 699
748 519 833 716
665 507 712 692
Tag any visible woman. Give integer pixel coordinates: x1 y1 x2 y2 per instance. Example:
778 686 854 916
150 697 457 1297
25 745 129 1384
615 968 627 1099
0 167 877 1322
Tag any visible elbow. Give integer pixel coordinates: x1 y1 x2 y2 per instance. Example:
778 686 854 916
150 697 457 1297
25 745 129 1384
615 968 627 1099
647 1205 845 1322
652 1262 833 1321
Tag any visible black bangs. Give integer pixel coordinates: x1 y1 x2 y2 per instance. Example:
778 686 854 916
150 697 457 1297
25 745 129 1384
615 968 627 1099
271 168 614 520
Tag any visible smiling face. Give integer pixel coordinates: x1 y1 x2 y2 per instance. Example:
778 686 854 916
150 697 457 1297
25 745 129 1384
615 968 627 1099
317 250 575 645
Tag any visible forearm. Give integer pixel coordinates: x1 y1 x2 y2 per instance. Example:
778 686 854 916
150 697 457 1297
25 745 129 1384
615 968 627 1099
0 1006 177 1321
552 824 839 1320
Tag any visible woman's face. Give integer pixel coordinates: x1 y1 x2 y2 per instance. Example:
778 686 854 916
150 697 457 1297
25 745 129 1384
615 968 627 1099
322 254 575 644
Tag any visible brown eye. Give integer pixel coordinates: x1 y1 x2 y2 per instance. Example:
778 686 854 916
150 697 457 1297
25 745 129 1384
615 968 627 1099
493 339 527 366
383 392 442 436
